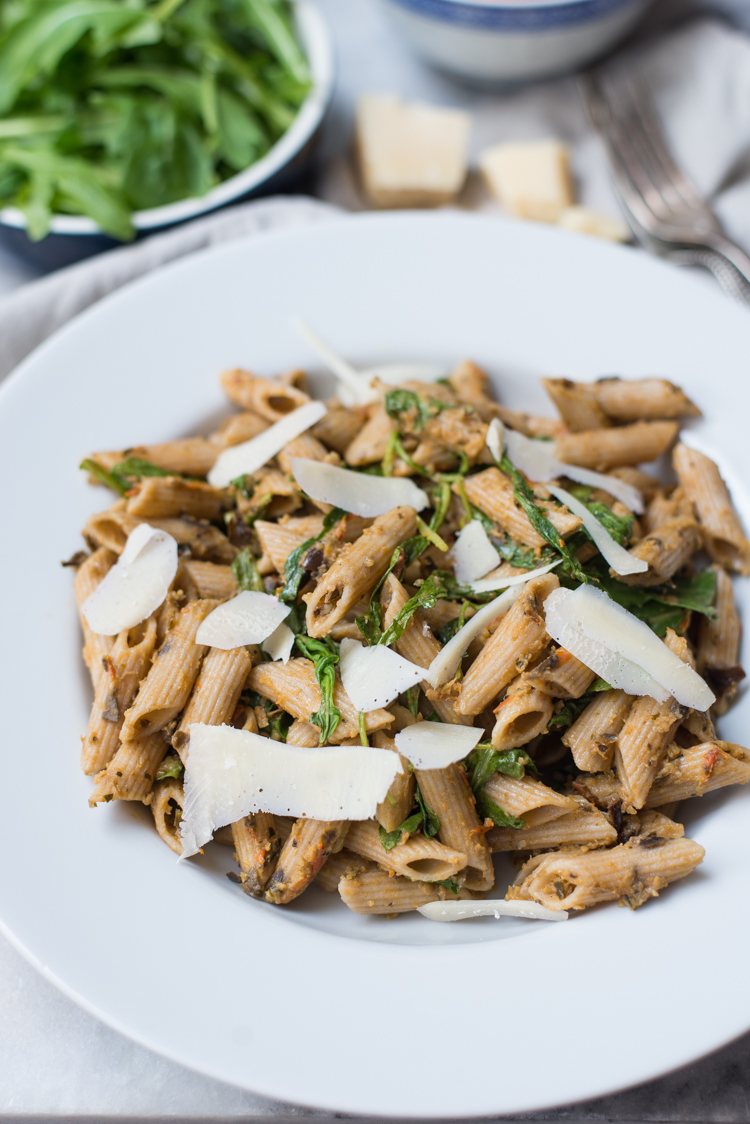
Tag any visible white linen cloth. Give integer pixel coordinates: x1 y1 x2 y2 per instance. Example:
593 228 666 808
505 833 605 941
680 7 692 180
2 16 750 384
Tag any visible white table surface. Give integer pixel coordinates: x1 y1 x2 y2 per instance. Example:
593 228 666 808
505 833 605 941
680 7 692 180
3 0 750 1118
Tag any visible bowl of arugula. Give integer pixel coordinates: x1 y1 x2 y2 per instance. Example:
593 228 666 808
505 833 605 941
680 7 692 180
0 0 334 268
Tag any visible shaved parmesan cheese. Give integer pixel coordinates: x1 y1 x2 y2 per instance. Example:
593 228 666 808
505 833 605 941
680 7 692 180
262 621 295 663
339 638 423 712
291 457 429 518
180 724 402 856
544 585 715 710
82 524 177 636
208 400 327 487
394 722 482 770
469 559 560 595
486 417 644 514
450 519 500 584
294 320 379 406
425 585 523 688
360 364 446 385
547 484 647 577
418 900 568 922
196 591 290 649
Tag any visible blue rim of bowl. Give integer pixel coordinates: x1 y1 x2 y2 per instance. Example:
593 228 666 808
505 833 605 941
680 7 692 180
382 0 642 29
0 0 334 238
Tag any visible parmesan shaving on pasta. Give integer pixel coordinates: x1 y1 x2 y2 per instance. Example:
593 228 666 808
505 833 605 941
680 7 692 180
425 585 523 688
180 724 403 857
486 417 644 513
294 320 379 405
339 638 423 712
261 621 295 663
547 484 647 576
544 585 716 710
195 591 290 649
291 457 429 518
207 400 327 487
82 524 178 636
417 900 568 922
469 559 560 595
450 519 500 584
394 722 482 770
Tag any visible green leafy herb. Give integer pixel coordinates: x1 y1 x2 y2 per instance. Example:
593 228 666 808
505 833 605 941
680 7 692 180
231 548 264 593
379 572 447 647
230 473 253 498
590 565 718 638
405 684 421 718
547 679 611 730
585 502 634 547
384 388 449 431
80 457 128 496
156 753 184 781
475 791 526 830
294 634 341 745
246 689 292 741
111 456 172 483
278 506 346 609
358 710 368 747
415 784 440 837
436 877 460 895
379 811 422 853
436 601 470 645
496 537 557 571
467 744 538 790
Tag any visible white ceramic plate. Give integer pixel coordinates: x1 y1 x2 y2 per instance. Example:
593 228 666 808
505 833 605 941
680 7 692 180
0 212 749 1119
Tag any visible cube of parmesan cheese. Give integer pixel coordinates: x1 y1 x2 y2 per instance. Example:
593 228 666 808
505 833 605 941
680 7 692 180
355 94 471 209
558 205 630 243
479 139 573 223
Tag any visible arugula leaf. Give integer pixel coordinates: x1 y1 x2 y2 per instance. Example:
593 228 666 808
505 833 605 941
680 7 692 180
278 507 346 608
109 455 173 491
547 679 611 731
496 536 557 571
592 565 718 638
246 690 292 741
436 601 470 645
384 388 449 432
379 811 422 853
415 785 440 837
80 457 128 496
405 684 421 718
436 877 461 895
475 791 526 830
467 744 538 790
156 753 184 781
294 634 341 745
232 548 264 593
585 502 634 547
379 572 446 647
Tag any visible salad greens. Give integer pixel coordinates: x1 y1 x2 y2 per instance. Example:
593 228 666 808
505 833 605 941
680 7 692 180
0 0 310 239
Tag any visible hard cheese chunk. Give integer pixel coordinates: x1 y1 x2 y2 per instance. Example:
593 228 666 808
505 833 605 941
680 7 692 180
480 139 573 223
558 205 630 242
356 94 471 208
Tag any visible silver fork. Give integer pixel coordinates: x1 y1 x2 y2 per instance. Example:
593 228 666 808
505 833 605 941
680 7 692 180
579 68 750 304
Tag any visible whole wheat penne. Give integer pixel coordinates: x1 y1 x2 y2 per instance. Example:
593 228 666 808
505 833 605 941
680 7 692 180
314 847 377 891
89 732 167 805
74 547 116 692
264 819 350 904
618 515 701 587
615 695 687 812
645 742 750 806
673 442 750 574
595 378 700 422
312 403 367 454
286 718 321 747
151 777 185 853
84 507 236 562
277 432 335 476
507 835 705 911
555 420 679 471
448 360 502 423
415 763 494 890
248 659 393 741
172 646 252 757
305 506 417 638
562 688 632 773
231 813 282 896
642 485 694 535
698 566 744 714
525 647 596 699
483 772 577 826
121 599 220 740
541 378 611 432
255 514 325 573
209 410 268 447
457 573 559 716
491 678 554 749
220 369 310 421
92 438 219 477
421 407 487 461
488 795 616 852
344 402 396 466
373 730 415 832
81 615 158 775
126 477 229 520
339 869 473 914
345 819 467 882
181 560 238 600
463 468 581 548
380 573 473 725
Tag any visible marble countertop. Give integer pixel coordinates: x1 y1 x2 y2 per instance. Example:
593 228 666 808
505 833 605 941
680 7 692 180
3 0 750 1118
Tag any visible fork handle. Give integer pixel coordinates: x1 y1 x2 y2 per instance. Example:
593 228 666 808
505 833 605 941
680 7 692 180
705 234 750 288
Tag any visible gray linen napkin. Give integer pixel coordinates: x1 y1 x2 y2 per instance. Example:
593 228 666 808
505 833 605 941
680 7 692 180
0 195 342 383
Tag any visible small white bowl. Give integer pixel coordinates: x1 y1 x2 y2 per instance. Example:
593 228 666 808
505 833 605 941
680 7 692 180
378 0 651 84
0 0 334 268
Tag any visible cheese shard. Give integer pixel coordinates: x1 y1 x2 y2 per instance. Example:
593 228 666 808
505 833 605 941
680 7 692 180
82 523 178 636
480 139 573 223
294 320 378 406
394 722 482 770
339 638 423 713
547 484 647 577
450 519 500 584
180 724 403 857
291 457 429 518
558 205 630 243
425 585 523 688
356 94 471 209
196 591 290 649
469 559 560 595
418 900 568 922
487 417 644 513
208 400 327 487
544 585 716 710
261 621 295 663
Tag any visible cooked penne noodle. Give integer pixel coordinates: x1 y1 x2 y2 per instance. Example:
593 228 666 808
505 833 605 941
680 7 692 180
594 377 700 422
220 368 310 421
85 507 236 562
614 695 687 812
541 378 611 432
254 514 325 573
524 647 596 699
345 819 468 882
673 442 750 574
312 403 367 454
483 772 577 826
562 688 632 773
151 777 185 854
286 718 322 747
74 547 116 692
264 819 350 904
180 560 238 601
555 420 679 471
344 402 396 467
172 646 252 757
339 869 472 914
209 410 268 447
618 515 701 587
231 813 282 896
463 468 581 548
373 731 415 833
488 795 617 852
698 567 744 715
644 742 750 806
314 847 377 892
277 432 336 476
89 732 167 805
415 763 494 890
126 477 229 520
92 438 219 477
491 678 554 749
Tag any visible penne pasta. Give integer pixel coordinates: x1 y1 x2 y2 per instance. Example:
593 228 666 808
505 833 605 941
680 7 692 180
673 442 750 574
345 819 468 882
220 369 310 421
555 420 679 471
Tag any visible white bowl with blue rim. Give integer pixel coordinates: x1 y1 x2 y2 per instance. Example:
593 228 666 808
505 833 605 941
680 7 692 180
377 0 651 84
